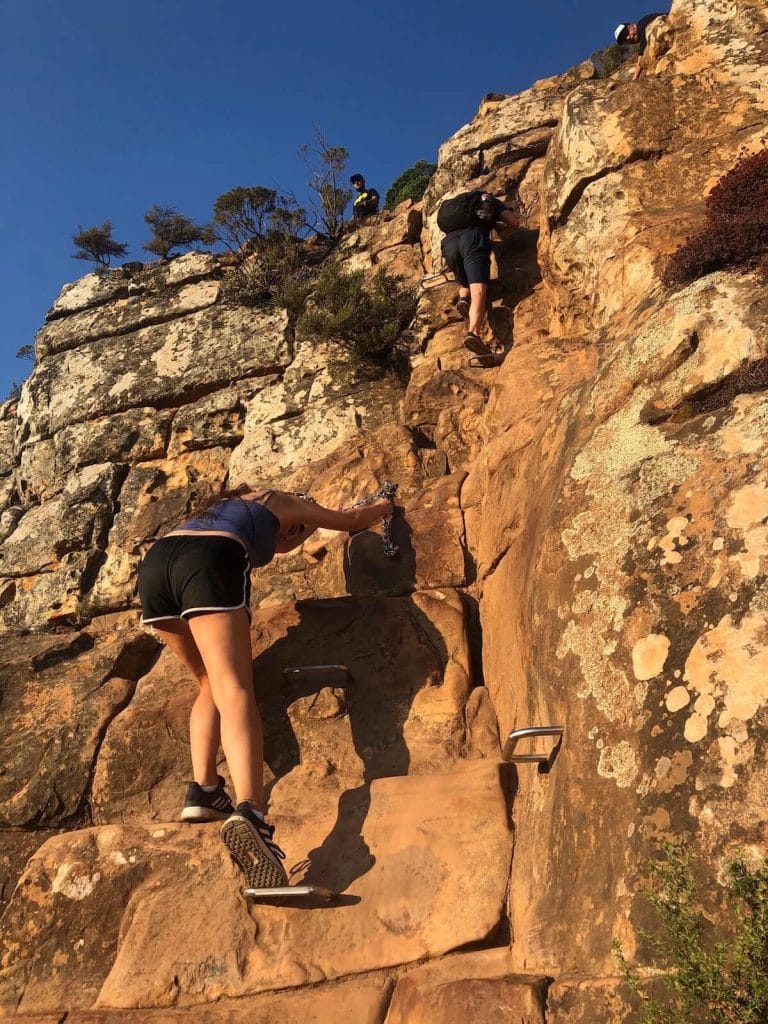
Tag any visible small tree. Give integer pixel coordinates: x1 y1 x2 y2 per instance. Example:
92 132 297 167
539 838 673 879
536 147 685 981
664 150 768 288
299 130 353 240
4 382 22 403
298 263 418 365
615 845 768 1024
16 345 35 362
212 186 306 253
142 206 215 260
384 159 437 210
72 222 128 267
589 43 631 78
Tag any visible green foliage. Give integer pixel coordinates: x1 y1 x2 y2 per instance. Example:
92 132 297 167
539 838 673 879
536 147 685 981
299 131 353 240
297 263 418 366
589 43 630 78
664 151 768 289
615 845 768 1023
384 160 437 210
72 222 128 267
221 236 314 321
15 345 35 362
212 186 305 252
4 382 22 403
142 205 215 260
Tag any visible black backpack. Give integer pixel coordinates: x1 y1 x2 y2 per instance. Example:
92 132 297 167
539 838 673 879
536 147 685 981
437 191 487 233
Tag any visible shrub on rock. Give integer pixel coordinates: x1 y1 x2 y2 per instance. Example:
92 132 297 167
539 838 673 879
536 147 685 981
72 222 128 267
385 160 437 210
297 263 418 366
664 150 768 289
142 206 215 260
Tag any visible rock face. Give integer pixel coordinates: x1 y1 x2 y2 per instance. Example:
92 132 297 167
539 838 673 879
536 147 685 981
2 0 768 1020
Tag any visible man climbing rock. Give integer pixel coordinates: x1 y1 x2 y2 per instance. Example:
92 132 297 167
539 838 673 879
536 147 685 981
350 174 380 224
614 13 668 78
437 190 519 356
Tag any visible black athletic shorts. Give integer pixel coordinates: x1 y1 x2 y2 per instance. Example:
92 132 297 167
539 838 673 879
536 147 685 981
137 535 251 624
441 228 492 287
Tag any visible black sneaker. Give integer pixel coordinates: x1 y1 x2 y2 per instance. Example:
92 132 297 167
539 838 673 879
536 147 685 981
221 803 288 889
463 331 492 355
179 776 234 822
455 296 470 320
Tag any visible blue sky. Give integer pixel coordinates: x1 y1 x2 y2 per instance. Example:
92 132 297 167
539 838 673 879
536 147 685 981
1 0 636 401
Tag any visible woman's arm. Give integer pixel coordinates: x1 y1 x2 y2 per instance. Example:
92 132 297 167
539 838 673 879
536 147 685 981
266 491 393 536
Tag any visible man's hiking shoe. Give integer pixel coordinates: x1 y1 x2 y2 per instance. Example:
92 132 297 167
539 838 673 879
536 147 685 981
469 352 504 368
180 776 234 822
221 803 288 889
463 331 492 356
454 297 470 320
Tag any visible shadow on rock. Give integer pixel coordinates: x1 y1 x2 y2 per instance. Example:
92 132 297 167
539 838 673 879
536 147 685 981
255 513 448 892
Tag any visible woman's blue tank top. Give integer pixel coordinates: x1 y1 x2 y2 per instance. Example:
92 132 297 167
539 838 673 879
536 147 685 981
178 499 280 567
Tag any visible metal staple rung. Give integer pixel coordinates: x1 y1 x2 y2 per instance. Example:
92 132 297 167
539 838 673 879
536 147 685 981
283 665 349 677
503 726 564 763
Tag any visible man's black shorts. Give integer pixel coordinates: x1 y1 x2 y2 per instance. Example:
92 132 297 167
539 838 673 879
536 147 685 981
137 535 251 623
441 228 492 286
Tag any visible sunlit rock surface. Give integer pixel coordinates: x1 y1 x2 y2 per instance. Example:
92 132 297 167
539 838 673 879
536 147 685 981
1 0 768 1019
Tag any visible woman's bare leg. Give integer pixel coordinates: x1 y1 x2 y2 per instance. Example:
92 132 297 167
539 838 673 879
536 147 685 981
187 608 264 810
152 619 220 787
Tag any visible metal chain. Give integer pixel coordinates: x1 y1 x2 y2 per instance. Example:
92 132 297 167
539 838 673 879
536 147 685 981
294 481 399 559
351 480 399 559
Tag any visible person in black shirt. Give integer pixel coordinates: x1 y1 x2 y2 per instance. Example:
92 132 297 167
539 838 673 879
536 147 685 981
350 174 380 223
438 191 519 355
614 13 667 77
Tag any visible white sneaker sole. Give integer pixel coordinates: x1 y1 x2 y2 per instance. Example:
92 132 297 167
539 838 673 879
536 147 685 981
180 806 232 822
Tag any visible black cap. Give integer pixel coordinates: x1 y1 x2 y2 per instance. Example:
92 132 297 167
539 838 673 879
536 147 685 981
350 173 364 184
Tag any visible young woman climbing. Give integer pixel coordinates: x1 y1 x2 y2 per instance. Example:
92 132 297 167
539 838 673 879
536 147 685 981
137 485 393 889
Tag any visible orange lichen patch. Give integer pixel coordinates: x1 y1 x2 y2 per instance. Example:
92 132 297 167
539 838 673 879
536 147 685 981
684 613 768 743
666 685 691 712
732 525 768 580
685 713 710 743
658 516 691 566
726 482 768 531
687 321 756 390
672 588 703 615
642 807 672 838
656 749 694 794
632 634 671 680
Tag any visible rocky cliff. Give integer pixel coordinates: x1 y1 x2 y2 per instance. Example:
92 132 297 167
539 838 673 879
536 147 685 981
1 0 767 1020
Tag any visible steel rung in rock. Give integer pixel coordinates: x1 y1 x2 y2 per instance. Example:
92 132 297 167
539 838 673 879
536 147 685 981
502 726 564 763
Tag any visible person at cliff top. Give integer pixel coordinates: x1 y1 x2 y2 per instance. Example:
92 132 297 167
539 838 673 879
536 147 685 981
437 190 519 356
614 13 667 77
350 174 380 223
137 485 392 890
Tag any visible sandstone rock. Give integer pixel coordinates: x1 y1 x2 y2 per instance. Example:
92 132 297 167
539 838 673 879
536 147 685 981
0 403 17 476
337 201 424 288
45 255 219 323
385 949 547 1024
46 272 131 322
547 977 650 1024
0 762 510 1012
0 630 158 828
37 279 222 358
88 448 231 614
0 462 127 577
227 342 404 489
94 590 479 824
166 380 277 457
0 830 53 913
19 306 291 439
67 975 391 1023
